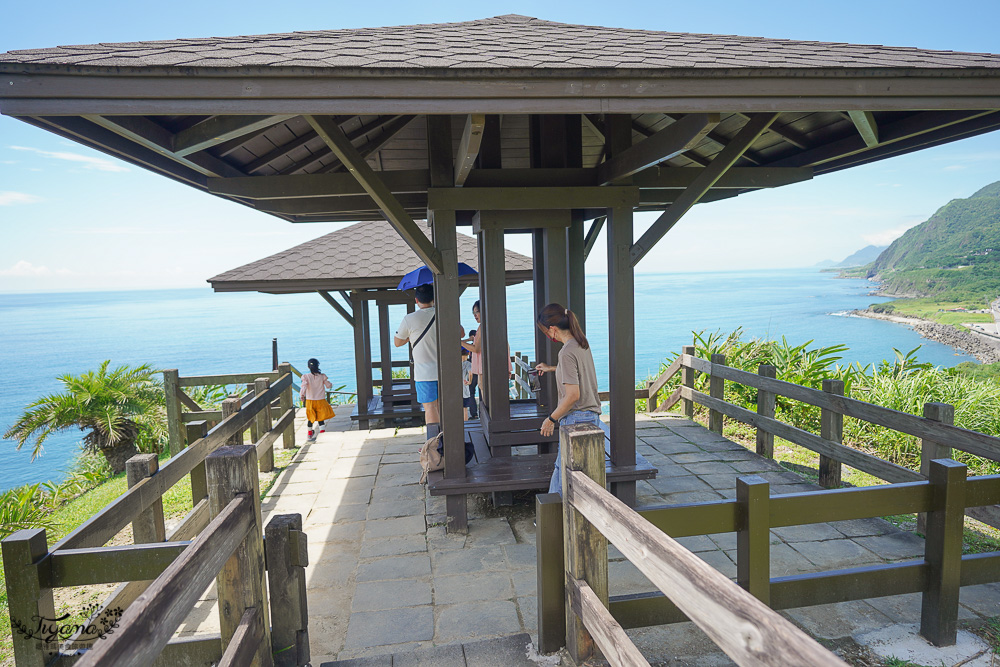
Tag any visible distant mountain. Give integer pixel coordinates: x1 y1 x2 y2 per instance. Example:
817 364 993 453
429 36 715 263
813 258 837 268
835 245 887 268
867 180 1000 300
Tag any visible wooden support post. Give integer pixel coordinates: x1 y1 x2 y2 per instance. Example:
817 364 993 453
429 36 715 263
536 493 566 654
819 379 845 489
756 365 777 458
265 514 309 667
256 378 274 473
482 225 513 506
920 459 966 647
607 206 636 505
247 383 259 443
351 293 371 429
2 529 57 666
567 211 586 331
127 454 166 544
206 445 271 666
378 303 392 398
532 229 553 411
708 354 726 434
561 424 609 664
918 402 954 534
278 363 295 449
186 421 209 503
163 369 184 456
429 114 468 535
736 475 770 605
647 379 658 412
222 397 243 446
681 345 696 418
272 338 278 371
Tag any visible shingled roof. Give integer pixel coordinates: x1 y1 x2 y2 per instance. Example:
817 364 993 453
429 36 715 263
4 14 1000 71
209 220 533 293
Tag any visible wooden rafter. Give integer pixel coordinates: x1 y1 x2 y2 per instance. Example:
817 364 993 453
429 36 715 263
256 193 428 215
305 115 442 273
582 216 606 261
278 115 403 176
318 291 355 327
631 120 711 167
242 117 352 173
454 114 486 186
598 114 719 184
631 113 779 266
172 115 293 156
208 169 430 199
320 115 417 174
734 112 810 149
848 111 880 147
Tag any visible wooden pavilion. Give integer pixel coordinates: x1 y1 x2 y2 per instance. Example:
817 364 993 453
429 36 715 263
3 14 1000 531
207 219 533 428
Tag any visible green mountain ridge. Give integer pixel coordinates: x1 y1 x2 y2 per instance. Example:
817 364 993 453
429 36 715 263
865 180 1000 301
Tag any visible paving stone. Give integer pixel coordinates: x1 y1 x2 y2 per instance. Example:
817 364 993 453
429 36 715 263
426 525 468 552
309 521 365 545
624 621 734 665
730 459 785 473
517 597 538 637
663 490 724 504
322 476 377 495
647 475 711 495
367 498 426 520
461 632 538 666
359 534 427 559
272 479 327 496
769 542 819 577
853 532 925 560
771 483 821 494
708 532 736 550
357 554 431 582
464 518 517 547
371 484 425 502
364 515 426 539
866 592 978 624
344 607 434 649
353 579 432 611
314 488 373 509
697 473 739 490
512 569 537 597
392 643 466 667
432 546 506 574
784 600 894 639
307 504 369 526
958 582 1000 617
791 538 883 570
697 549 736 578
434 571 513 604
320 655 393 666
435 600 521 644
279 467 328 483
609 559 655 596
503 544 537 570
829 517 896 537
330 462 381 479
756 470 807 485
376 463 425 486
306 554 357 588
671 452 725 464
853 623 993 667
770 523 845 543
675 534 716 553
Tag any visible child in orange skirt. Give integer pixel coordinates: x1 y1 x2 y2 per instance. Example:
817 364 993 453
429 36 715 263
301 358 335 442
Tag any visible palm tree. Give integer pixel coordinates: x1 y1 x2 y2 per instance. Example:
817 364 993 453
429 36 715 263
4 361 166 475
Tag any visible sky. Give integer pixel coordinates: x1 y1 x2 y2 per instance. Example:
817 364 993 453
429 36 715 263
1 0 999 292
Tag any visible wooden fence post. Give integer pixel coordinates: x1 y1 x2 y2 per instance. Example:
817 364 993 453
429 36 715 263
186 420 209 504
756 365 776 458
646 379 658 413
222 397 243 446
256 378 274 473
278 362 295 449
681 345 695 418
562 424 609 664
708 354 726 434
918 403 954 534
163 369 184 457
2 529 56 666
248 383 259 443
207 445 272 666
920 459 966 647
265 514 309 667
736 475 771 605
819 379 844 489
536 493 566 654
127 454 166 544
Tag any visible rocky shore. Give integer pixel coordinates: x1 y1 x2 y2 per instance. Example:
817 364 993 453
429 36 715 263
849 309 1000 364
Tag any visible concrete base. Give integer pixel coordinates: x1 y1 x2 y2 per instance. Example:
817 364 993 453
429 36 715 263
853 623 994 667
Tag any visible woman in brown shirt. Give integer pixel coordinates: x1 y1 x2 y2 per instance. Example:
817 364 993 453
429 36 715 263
535 303 602 494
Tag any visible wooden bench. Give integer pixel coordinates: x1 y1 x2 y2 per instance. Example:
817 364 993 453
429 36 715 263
427 420 657 496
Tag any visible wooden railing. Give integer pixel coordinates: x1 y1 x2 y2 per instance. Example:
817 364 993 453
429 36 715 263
537 424 1000 664
645 345 1000 529
511 351 536 399
3 371 307 666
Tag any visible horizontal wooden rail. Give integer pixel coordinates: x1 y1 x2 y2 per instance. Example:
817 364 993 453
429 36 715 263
568 577 649 667
179 371 279 387
253 408 294 460
566 469 845 666
76 494 254 667
47 542 189 588
647 356 683 398
597 389 648 402
54 373 291 551
652 387 683 413
683 354 1000 462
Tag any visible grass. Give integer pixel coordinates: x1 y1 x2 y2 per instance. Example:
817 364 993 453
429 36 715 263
876 297 994 325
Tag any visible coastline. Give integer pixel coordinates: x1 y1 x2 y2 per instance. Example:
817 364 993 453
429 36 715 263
847 308 1000 364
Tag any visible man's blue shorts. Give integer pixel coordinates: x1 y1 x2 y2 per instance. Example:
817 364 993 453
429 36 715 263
415 381 438 403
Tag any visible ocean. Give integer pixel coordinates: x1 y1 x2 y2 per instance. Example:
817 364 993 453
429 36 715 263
0 268 974 491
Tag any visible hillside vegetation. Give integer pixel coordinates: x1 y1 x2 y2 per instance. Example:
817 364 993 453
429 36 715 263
866 181 1000 301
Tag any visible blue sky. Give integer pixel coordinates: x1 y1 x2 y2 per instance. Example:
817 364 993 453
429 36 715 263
1 0 999 291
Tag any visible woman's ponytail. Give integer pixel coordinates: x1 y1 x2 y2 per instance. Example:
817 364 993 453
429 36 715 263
536 303 589 350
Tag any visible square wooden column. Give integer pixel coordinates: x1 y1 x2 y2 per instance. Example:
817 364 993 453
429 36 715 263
351 291 372 428
428 114 468 534
480 227 512 439
378 302 393 399
567 210 587 331
532 229 556 411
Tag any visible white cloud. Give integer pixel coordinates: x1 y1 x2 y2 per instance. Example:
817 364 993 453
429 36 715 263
0 260 72 277
0 191 42 206
8 145 129 173
862 226 914 246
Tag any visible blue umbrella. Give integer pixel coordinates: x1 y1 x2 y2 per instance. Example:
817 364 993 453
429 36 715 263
397 263 477 290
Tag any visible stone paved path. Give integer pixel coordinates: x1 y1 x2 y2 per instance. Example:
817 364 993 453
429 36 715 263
187 409 999 665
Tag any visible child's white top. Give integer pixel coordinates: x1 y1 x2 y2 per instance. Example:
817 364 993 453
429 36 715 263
461 359 471 398
301 372 332 401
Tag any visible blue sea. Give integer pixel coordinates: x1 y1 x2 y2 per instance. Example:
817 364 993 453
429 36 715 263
0 269 974 491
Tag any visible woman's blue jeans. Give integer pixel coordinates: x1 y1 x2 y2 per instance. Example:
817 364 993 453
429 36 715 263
548 410 603 494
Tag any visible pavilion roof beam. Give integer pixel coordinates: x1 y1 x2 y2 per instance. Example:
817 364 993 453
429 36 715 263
847 111 880 147
582 215 606 261
631 113 779 267
454 114 486 186
320 115 417 174
631 119 711 167
279 115 404 176
598 113 719 184
255 193 428 215
172 115 294 156
208 169 430 200
318 290 355 327
733 112 810 149
655 113 765 166
305 114 442 273
82 114 245 178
